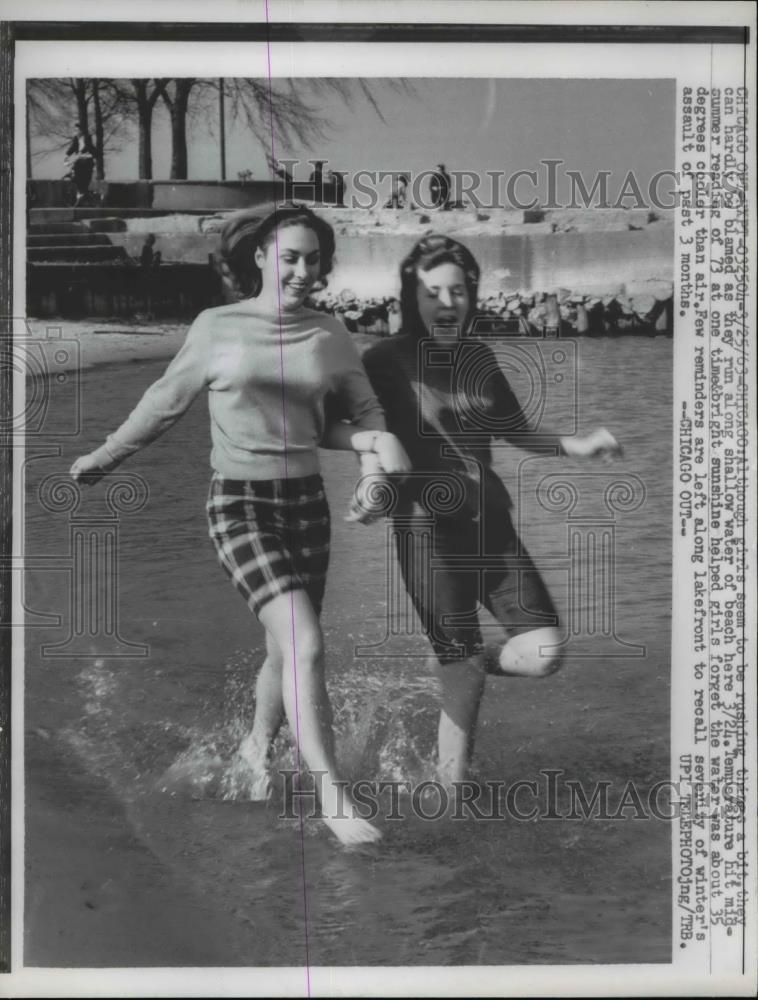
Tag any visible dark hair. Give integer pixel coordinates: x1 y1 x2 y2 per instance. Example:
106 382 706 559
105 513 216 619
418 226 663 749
398 234 480 339
219 201 336 300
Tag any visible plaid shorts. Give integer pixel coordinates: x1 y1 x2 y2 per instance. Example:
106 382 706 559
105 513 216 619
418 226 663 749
207 473 331 617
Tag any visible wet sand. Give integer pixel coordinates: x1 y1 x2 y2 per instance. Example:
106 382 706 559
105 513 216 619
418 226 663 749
26 319 189 373
25 729 252 967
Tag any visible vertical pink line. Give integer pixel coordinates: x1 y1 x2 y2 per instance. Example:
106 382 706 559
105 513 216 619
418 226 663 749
263 4 312 992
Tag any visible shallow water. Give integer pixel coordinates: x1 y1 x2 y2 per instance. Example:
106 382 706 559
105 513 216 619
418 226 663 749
25 335 673 967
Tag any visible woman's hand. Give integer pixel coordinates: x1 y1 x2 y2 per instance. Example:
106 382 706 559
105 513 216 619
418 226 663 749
374 432 411 475
561 427 623 462
70 453 110 486
346 451 394 524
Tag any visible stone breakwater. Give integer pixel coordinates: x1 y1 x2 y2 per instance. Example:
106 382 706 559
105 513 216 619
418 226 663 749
309 280 674 338
123 206 673 239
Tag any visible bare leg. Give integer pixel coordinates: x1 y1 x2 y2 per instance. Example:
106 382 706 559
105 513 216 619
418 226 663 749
236 621 336 789
432 630 562 788
432 653 486 785
231 632 284 799
487 626 563 678
258 590 381 845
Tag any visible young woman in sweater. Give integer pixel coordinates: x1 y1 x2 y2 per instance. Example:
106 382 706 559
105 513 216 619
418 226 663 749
71 203 410 845
356 235 622 786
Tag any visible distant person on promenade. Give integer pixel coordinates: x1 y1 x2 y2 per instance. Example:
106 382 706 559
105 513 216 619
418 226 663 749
271 160 294 200
309 160 326 202
385 174 410 210
429 164 451 210
329 170 346 207
350 234 622 785
139 234 157 268
64 121 97 207
70 203 411 845
323 168 345 207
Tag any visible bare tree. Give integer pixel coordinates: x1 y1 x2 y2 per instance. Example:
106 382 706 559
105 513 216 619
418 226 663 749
219 77 412 176
91 78 105 179
157 77 414 181
27 76 415 182
27 77 129 179
106 78 169 179
158 79 198 180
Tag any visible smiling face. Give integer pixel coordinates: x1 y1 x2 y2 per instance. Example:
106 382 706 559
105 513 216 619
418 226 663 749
254 223 322 311
415 262 470 339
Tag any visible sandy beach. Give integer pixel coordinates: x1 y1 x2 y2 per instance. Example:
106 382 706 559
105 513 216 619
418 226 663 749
25 319 190 373
25 730 251 967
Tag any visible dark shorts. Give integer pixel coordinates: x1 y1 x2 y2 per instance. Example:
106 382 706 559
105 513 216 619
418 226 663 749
393 507 558 663
207 473 330 617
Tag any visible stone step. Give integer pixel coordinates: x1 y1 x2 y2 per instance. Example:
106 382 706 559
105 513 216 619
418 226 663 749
28 233 114 248
28 222 90 236
27 245 131 264
85 218 129 233
29 207 211 226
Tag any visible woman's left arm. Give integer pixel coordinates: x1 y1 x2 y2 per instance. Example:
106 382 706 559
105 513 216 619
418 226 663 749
489 348 622 461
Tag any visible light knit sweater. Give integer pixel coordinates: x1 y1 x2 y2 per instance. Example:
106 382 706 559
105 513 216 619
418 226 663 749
91 300 385 481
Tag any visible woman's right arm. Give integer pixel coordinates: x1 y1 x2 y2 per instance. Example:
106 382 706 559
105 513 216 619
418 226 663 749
70 314 211 484
322 329 410 475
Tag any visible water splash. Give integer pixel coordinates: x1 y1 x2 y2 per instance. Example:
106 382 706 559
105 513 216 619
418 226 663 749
330 665 439 785
155 655 443 802
157 745 228 799
67 641 445 807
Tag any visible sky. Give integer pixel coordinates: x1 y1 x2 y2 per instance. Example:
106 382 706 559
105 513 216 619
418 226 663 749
29 78 675 206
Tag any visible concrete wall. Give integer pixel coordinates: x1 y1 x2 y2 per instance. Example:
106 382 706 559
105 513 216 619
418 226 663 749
150 180 343 209
28 179 344 211
150 180 282 211
28 180 152 209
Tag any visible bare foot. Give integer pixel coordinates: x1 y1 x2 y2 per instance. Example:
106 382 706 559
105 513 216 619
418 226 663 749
436 758 471 790
319 788 382 844
219 752 271 802
323 813 383 846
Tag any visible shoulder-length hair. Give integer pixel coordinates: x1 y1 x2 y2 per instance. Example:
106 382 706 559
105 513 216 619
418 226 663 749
219 201 336 300
398 234 480 339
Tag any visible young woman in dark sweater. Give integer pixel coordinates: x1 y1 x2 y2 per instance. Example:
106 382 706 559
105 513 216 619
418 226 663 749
355 235 621 785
